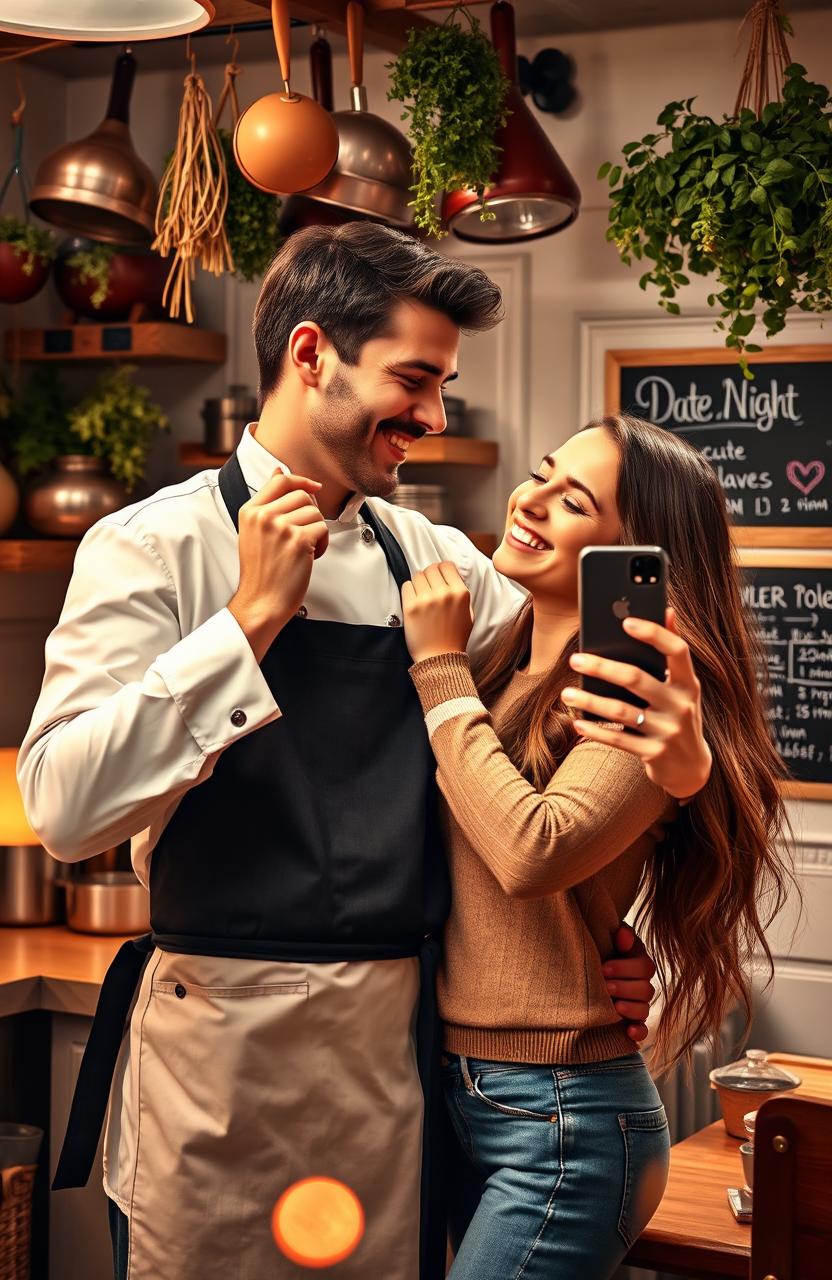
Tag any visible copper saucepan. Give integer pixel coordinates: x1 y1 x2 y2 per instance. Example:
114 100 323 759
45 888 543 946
233 0 339 196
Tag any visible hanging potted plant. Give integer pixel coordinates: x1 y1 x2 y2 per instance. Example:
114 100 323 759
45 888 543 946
53 238 169 321
386 5 510 237
0 215 56 303
600 3 832 368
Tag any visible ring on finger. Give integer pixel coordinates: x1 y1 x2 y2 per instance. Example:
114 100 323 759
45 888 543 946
634 710 646 729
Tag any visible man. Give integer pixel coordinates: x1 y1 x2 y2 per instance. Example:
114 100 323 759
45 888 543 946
18 224 655 1280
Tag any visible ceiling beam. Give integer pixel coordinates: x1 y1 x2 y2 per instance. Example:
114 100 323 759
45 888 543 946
212 0 437 52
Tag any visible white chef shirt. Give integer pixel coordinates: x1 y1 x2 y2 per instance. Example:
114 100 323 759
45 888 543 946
17 424 524 884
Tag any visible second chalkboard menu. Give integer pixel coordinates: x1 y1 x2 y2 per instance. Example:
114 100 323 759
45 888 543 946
606 345 832 546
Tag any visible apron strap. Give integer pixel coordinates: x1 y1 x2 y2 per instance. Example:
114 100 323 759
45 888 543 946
417 936 448 1280
52 934 154 1190
217 449 413 596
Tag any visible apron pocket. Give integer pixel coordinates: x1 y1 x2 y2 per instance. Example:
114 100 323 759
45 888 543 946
152 979 308 998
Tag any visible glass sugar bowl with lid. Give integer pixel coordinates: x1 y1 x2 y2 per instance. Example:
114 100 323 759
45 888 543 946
709 1049 801 1138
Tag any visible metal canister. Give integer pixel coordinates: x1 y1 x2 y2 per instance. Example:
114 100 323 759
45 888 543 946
388 484 449 524
0 845 64 926
201 385 258 454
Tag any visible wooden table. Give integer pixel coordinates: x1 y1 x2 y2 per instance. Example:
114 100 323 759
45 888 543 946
0 924 129 1017
626 1053 832 1278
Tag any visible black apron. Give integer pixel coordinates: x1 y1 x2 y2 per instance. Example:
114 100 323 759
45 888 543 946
53 452 450 1279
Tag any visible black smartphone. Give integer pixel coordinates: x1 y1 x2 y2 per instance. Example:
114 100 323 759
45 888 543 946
578 546 668 723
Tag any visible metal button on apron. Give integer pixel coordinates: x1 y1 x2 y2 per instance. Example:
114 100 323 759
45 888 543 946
230 708 247 727
296 605 308 618
361 526 375 544
386 614 401 627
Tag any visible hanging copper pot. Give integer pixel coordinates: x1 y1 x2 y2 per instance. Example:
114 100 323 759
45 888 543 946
301 2 414 227
233 0 338 196
29 51 156 246
442 1 580 243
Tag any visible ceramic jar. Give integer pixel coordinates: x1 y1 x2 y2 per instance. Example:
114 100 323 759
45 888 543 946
25 455 126 537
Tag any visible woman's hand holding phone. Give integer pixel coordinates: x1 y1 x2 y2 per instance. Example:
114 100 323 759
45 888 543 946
561 607 712 802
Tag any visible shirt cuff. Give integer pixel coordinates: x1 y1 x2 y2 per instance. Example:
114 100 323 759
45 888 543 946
409 651 479 714
152 607 281 754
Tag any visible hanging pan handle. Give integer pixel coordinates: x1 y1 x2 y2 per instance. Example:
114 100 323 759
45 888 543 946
105 51 138 124
309 29 334 111
347 2 364 89
490 1 518 85
271 0 295 98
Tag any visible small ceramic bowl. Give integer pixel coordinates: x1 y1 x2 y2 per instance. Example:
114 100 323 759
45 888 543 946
739 1141 754 1192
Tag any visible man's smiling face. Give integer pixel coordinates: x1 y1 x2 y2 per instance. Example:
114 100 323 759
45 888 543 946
308 298 460 499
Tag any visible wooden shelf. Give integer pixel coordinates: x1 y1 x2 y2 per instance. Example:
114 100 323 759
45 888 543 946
5 323 226 365
179 436 498 469
0 539 78 572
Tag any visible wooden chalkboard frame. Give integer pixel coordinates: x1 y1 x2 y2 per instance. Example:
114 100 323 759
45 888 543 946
605 345 832 548
738 548 832 800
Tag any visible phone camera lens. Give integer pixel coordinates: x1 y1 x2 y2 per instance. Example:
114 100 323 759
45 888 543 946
630 555 662 586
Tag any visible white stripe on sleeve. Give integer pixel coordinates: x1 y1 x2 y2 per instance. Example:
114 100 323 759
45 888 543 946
424 697 484 740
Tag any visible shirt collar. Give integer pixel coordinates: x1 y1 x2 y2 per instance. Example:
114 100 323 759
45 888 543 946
236 423 367 525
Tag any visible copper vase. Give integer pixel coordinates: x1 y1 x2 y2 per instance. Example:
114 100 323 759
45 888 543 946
25 455 127 538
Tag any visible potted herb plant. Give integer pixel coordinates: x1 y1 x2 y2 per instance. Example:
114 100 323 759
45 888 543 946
0 215 56 304
10 366 168 537
600 63 832 365
386 6 510 237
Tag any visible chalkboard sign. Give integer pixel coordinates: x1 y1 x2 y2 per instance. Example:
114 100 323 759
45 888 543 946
740 551 832 799
606 346 832 547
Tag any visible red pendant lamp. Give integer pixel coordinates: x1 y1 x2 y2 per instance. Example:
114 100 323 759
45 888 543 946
442 1 580 243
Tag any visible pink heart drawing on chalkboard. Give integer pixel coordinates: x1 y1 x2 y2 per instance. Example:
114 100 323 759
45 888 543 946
786 460 825 496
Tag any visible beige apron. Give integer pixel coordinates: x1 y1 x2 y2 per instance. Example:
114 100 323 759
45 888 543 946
104 950 423 1280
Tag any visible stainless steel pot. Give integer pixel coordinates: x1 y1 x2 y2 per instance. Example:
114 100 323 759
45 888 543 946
0 845 64 926
201 386 257 454
61 871 150 935
388 484 448 524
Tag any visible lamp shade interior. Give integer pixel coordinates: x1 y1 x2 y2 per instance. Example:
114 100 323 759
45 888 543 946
0 0 213 41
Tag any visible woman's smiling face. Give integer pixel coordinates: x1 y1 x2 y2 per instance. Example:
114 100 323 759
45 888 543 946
493 426 622 604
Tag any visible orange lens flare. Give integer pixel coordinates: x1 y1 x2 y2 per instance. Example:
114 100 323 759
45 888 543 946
271 1176 365 1269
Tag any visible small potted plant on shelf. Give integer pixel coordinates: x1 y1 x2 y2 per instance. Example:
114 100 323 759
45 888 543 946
0 215 56 304
386 5 510 237
8 365 168 537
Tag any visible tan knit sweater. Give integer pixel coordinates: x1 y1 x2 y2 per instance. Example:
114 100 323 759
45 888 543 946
409 652 675 1065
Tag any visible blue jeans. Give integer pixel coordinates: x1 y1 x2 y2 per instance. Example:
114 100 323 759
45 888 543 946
442 1051 670 1280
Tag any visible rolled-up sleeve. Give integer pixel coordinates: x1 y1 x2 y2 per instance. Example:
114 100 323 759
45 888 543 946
17 519 280 862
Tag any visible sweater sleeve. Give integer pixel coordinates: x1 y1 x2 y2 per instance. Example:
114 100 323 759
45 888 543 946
410 651 669 899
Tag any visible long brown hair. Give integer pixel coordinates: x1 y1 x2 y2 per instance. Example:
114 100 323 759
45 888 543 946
476 413 794 1071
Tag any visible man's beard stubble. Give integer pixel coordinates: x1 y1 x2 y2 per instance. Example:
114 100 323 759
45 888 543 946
308 369 416 500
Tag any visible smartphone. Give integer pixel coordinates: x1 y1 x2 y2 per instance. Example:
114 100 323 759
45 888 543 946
578 546 668 723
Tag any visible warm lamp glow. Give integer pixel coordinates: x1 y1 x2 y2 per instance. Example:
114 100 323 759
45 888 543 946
0 0 213 42
0 748 39 846
272 1177 365 1269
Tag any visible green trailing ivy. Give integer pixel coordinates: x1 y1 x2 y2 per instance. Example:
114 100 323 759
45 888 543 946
600 63 832 372
386 5 510 238
64 244 115 308
69 366 169 492
0 215 56 274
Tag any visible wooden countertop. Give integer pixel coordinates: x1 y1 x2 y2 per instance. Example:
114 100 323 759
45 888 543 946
0 925 131 1018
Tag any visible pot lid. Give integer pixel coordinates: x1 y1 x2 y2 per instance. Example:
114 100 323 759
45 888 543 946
709 1049 801 1094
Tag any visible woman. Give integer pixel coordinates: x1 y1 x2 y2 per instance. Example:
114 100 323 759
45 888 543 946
401 414 792 1280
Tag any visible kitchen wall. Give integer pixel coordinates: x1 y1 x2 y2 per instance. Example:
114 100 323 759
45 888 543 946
2 8 831 1054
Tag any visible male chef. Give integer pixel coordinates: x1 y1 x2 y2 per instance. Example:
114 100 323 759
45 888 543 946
18 223 655 1280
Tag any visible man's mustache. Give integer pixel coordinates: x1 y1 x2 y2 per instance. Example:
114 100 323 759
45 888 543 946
376 418 428 440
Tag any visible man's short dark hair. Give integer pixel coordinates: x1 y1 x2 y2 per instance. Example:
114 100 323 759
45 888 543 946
252 223 504 406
